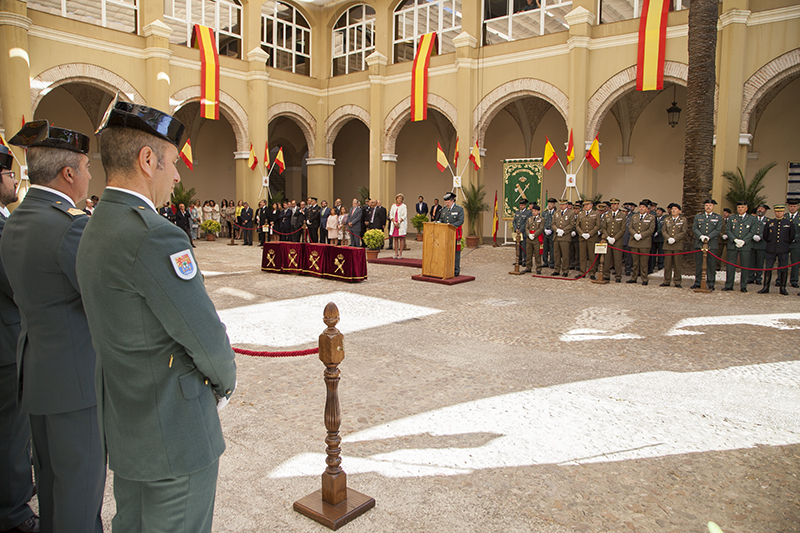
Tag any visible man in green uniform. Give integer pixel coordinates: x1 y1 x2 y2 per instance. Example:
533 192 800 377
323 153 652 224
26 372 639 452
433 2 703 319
691 199 725 291
722 201 757 292
758 204 795 295
627 200 656 285
787 198 800 287
1 121 105 533
748 204 769 286
76 101 237 533
660 203 688 288
439 191 464 276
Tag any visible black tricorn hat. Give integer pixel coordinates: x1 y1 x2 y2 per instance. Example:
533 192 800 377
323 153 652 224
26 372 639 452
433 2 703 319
96 95 185 147
0 145 12 170
443 192 456 201
9 120 90 154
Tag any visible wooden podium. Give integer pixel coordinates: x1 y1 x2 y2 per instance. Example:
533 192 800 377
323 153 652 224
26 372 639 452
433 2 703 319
422 222 456 279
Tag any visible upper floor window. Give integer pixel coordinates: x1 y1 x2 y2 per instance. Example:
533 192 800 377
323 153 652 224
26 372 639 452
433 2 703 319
332 4 376 77
28 0 138 33
393 0 462 64
164 0 242 58
261 1 311 76
483 0 571 45
599 0 688 24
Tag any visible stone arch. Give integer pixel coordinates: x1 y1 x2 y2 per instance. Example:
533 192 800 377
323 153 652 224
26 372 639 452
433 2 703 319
741 48 800 134
30 63 145 113
170 87 249 152
383 94 457 154
473 79 569 146
267 102 317 158
325 105 370 158
585 61 707 140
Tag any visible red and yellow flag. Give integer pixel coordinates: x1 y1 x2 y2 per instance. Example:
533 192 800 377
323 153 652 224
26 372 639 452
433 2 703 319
586 136 600 169
469 141 481 171
411 32 437 122
454 136 459 170
275 147 285 173
180 139 193 170
0 133 8 148
436 142 448 172
264 141 270 169
566 129 575 164
192 24 220 120
248 143 258 170
543 136 558 170
492 190 499 244
636 0 670 91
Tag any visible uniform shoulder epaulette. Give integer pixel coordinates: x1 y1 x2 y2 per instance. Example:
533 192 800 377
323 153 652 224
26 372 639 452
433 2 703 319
51 200 87 218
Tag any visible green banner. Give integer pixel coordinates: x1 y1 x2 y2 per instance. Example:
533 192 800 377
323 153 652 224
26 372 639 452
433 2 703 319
503 159 543 220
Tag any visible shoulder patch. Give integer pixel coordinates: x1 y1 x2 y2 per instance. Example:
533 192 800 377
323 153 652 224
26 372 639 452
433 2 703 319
170 249 198 280
68 208 87 217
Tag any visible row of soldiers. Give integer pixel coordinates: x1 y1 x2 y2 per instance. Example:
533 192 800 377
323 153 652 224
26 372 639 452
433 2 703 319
512 197 800 294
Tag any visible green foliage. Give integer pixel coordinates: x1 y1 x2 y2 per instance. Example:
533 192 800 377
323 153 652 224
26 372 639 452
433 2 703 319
200 219 221 234
411 214 428 233
357 186 370 206
269 190 285 207
723 162 776 212
363 229 385 250
579 193 603 204
170 182 196 207
462 183 490 236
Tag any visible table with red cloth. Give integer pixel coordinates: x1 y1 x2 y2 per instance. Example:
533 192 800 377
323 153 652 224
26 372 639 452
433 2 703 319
261 242 367 282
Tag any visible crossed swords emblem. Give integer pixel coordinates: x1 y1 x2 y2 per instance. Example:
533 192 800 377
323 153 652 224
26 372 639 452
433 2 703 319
266 249 276 267
308 252 320 271
288 249 298 268
334 254 345 274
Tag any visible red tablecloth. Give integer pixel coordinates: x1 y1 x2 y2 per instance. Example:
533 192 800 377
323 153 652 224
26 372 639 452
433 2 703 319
261 242 367 282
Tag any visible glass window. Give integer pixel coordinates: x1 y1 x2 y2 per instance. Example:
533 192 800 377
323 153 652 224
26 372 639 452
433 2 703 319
28 0 138 33
262 1 311 76
331 4 376 76
393 0 462 64
599 0 688 24
482 0 572 45
164 0 242 57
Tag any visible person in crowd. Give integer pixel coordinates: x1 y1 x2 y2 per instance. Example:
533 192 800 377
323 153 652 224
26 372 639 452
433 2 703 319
551 198 575 277
691 199 725 291
759 203 795 295
294 200 307 242
415 196 428 217
338 206 349 245
255 199 269 246
649 206 666 273
175 202 194 248
210 199 220 230
84 197 94 215
268 201 279 241
660 202 687 288
627 200 656 285
219 199 229 238
716 207 732 271
541 198 556 269
319 200 331 244
722 201 757 292
306 197 321 243
160 201 174 222
512 199 532 267
348 198 363 247
202 199 212 228
600 198 626 283
576 199 600 279
241 201 254 246
326 205 339 244
522 203 544 274
748 204 769 287
190 200 202 239
279 200 292 241
389 194 408 259
235 200 244 239
430 198 442 222
439 191 465 276
787 198 800 288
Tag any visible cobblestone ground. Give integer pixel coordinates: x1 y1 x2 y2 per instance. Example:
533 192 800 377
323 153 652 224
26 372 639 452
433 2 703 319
95 238 799 533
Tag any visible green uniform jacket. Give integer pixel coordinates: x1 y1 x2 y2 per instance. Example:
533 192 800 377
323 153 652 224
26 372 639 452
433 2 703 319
788 212 800 249
726 213 757 251
0 214 21 368
76 188 236 481
751 215 768 250
439 204 464 228
692 212 725 248
0 187 96 415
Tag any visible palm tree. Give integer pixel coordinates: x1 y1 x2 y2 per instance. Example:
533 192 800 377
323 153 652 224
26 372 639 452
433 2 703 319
723 162 777 211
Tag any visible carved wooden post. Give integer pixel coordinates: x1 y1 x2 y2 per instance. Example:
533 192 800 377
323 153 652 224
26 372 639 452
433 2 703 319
592 241 609 284
509 232 523 275
294 303 375 530
694 244 712 293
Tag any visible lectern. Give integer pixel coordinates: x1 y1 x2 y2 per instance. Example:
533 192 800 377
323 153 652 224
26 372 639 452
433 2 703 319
422 222 456 279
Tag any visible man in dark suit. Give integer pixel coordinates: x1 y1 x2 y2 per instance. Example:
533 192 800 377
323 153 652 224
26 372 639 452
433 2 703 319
175 203 194 248
348 198 363 247
319 200 331 244
255 199 269 246
77 100 236 533
279 200 292 241
292 200 306 242
159 202 174 222
1 121 104 533
306 197 321 243
0 146 38 533
415 196 428 217
430 198 442 222
241 201 254 245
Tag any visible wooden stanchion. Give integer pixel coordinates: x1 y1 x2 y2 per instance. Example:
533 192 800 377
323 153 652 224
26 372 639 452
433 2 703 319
294 303 375 530
592 243 609 284
509 232 523 275
694 244 712 293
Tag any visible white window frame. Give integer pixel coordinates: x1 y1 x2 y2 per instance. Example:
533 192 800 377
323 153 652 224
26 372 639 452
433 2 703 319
393 0 462 63
482 0 572 45
597 0 688 24
164 0 242 55
261 1 311 76
332 4 376 76
29 0 138 33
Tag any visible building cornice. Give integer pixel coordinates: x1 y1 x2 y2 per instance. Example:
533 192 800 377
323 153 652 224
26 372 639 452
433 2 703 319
143 47 172 60
142 19 172 39
719 9 750 28
0 12 32 31
306 157 335 166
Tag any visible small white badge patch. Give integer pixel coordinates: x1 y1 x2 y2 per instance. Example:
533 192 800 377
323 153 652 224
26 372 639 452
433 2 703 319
170 249 197 280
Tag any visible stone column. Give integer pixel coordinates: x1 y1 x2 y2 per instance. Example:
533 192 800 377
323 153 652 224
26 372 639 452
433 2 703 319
246 47 270 204
366 51 388 205
142 20 172 111
284 166 304 201
0 0 32 169
234 151 250 204
307 158 334 205
453 31 479 234
381 153 397 212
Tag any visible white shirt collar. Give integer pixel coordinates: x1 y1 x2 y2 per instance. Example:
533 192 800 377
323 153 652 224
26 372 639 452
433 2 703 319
105 186 157 212
30 184 75 207
0 206 9 218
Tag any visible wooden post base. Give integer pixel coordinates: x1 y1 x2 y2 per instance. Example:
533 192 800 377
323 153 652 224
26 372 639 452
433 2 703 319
508 264 522 275
227 235 238 246
592 276 609 285
693 285 712 293
294 488 376 531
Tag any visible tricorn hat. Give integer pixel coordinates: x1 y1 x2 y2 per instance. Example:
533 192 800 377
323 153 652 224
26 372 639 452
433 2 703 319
96 94 185 147
9 120 90 154
443 192 456 201
0 145 13 170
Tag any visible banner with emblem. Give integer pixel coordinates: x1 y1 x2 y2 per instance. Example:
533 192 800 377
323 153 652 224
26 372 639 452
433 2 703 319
502 158 543 220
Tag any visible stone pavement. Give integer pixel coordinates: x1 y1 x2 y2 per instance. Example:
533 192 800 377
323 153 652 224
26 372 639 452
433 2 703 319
89 239 799 532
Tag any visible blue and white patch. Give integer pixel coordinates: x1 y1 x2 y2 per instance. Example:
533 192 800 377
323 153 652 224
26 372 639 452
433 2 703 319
170 249 197 280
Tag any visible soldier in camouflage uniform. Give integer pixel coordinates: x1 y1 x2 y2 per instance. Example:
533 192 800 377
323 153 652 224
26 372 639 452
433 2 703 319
660 203 688 287
576 199 600 279
600 199 627 283
551 199 575 277
523 204 544 274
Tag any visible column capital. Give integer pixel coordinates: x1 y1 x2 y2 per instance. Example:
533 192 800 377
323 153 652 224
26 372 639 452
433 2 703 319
306 157 335 166
0 11 32 31
564 6 595 26
234 151 251 160
738 133 752 145
381 153 397 162
452 31 478 49
247 46 270 63
143 19 173 38
366 51 388 67
719 9 750 27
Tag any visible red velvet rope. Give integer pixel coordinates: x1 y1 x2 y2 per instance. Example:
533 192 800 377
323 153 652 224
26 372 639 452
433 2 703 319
232 346 317 358
531 255 599 280
606 244 696 257
708 251 800 272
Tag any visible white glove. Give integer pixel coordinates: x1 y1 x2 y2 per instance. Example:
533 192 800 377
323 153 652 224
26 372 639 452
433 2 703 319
606 237 615 245
667 237 675 245
528 233 535 241
582 233 590 240
701 235 709 243
734 239 745 248
545 229 552 235
753 235 761 242
634 233 642 241
722 234 728 240
216 379 237 412
571 231 576 237
556 229 564 237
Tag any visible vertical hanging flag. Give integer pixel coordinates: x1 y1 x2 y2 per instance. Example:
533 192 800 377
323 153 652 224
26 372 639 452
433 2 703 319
636 0 670 91
411 32 437 122
469 141 481 170
492 190 499 245
275 147 285 173
192 24 220 119
586 136 601 169
0 133 8 148
566 129 575 164
436 142 449 172
454 136 459 170
180 139 193 170
543 136 558 170
248 143 258 170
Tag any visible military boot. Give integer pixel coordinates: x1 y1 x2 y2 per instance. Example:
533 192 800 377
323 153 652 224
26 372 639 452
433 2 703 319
779 270 789 295
758 271 771 294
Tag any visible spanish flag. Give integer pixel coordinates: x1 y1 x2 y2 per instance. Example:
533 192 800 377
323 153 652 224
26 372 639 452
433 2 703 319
264 140 270 169
411 32 437 122
248 143 258 170
454 136 459 170
543 136 558 170
636 0 670 91
180 139 193 171
492 190 499 244
436 142 449 172
0 133 8 148
566 129 575 164
192 24 220 120
586 136 600 169
469 141 481 171
275 147 285 173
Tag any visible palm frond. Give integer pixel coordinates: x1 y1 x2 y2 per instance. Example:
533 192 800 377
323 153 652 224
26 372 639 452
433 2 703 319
723 162 775 211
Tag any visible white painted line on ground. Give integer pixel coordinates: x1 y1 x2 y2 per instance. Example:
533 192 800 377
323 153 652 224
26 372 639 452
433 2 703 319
270 361 800 478
560 328 643 342
214 287 256 300
203 270 252 277
217 291 441 347
666 313 800 336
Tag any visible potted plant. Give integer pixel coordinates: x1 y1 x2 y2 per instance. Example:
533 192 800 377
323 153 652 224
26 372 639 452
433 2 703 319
462 183 490 248
200 219 221 241
411 214 428 241
363 229 384 259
